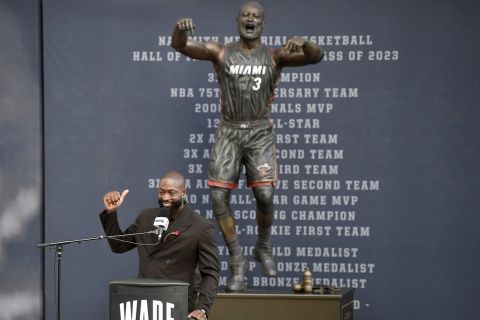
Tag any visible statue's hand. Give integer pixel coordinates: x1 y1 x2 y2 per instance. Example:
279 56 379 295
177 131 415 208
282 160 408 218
284 36 307 53
176 18 196 34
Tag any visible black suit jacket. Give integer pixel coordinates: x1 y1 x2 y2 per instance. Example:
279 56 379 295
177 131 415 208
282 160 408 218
99 205 220 314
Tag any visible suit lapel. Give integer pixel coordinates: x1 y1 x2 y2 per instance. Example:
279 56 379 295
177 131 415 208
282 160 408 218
145 208 169 256
162 221 191 245
148 206 192 256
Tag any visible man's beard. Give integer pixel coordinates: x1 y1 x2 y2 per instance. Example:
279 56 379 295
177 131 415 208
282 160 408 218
158 198 183 210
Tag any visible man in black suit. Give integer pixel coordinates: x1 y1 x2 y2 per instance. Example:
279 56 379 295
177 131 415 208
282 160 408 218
100 171 219 320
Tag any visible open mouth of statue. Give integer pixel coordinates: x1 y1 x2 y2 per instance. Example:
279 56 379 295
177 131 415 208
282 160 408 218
245 23 255 33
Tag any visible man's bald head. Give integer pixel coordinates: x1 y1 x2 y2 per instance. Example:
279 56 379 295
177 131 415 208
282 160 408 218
158 171 186 210
161 171 185 190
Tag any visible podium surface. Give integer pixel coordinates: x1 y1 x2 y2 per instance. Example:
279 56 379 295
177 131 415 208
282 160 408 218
109 278 189 320
209 288 354 320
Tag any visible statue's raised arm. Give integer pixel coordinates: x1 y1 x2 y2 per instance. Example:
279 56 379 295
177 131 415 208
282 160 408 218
171 17 223 62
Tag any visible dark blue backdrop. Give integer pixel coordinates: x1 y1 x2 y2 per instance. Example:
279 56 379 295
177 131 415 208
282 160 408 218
1 0 476 319
0 0 42 319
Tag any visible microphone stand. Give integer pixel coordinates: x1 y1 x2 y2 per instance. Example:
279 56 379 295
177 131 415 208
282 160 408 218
37 230 158 320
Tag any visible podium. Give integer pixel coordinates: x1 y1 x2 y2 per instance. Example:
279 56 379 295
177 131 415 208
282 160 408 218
109 278 189 320
209 288 354 320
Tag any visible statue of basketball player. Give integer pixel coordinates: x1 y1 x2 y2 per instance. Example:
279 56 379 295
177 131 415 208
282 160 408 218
172 1 323 292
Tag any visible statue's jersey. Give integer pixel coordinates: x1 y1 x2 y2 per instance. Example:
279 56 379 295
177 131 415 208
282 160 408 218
216 43 279 121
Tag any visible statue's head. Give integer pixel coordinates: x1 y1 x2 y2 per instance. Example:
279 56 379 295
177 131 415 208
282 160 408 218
236 1 265 40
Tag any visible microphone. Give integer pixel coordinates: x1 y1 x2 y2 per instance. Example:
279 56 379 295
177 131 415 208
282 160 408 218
153 217 169 240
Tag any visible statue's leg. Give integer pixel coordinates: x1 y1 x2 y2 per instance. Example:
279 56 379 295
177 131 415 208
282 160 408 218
210 187 248 292
252 185 277 277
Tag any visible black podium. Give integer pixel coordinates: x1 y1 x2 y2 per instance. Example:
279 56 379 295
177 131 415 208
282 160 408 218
109 278 189 320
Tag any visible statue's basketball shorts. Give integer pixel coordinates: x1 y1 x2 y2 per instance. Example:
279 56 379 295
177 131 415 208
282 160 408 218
207 119 278 189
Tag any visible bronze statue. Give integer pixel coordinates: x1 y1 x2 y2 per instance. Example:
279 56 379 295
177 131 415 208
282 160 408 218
172 1 323 292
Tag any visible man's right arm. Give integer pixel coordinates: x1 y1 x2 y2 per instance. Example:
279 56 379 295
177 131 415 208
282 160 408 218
171 18 222 62
99 210 137 253
99 190 136 253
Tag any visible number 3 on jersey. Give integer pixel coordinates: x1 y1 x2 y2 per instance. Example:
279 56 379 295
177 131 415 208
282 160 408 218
252 77 262 91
